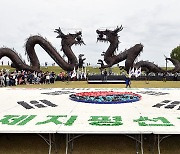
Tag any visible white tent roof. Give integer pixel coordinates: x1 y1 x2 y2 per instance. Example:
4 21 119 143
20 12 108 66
0 88 179 134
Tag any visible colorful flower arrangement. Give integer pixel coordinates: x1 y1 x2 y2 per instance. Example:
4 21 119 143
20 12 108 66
69 91 141 104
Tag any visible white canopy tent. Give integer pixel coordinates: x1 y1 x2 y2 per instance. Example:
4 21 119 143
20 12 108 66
0 88 180 154
0 88 179 134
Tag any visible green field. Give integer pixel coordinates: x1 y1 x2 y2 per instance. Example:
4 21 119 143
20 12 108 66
0 65 122 75
13 80 180 88
0 65 174 75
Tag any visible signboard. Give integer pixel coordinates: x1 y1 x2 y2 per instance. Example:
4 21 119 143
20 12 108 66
0 88 180 134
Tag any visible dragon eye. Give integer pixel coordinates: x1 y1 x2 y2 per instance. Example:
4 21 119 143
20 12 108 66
99 34 103 38
76 36 82 41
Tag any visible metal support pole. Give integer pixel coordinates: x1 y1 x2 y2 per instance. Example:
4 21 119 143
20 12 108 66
39 133 52 154
157 134 171 154
141 134 143 154
65 134 84 154
157 134 160 154
49 134 52 154
125 134 142 154
53 134 58 154
69 134 74 154
66 134 69 154
37 133 57 154
135 136 139 154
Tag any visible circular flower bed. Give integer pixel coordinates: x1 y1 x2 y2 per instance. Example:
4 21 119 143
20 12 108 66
69 91 141 104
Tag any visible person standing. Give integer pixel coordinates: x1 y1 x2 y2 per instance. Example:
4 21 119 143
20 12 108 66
103 69 107 81
163 73 166 82
125 75 131 88
0 73 5 87
5 74 10 86
45 72 50 84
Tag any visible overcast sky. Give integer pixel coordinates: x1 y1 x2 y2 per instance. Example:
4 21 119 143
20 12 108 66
0 0 180 67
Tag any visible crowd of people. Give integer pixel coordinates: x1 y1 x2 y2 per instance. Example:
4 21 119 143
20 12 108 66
0 69 56 87
1 66 179 88
0 68 87 87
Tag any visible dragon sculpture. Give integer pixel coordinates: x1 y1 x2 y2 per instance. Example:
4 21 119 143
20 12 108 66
96 25 143 72
1 26 180 73
0 28 85 72
165 58 180 73
134 61 165 73
96 25 180 73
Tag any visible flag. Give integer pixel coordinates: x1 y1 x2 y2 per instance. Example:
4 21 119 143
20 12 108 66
76 67 80 79
81 67 84 79
134 68 138 78
137 67 142 77
84 67 87 79
71 67 76 78
135 67 141 78
128 67 134 78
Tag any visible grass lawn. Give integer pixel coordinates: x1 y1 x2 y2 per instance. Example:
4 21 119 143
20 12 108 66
0 65 123 75
13 80 180 88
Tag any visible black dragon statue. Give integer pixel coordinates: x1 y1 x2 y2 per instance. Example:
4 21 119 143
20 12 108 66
165 58 180 73
96 25 143 72
0 28 85 72
134 61 165 73
96 25 180 73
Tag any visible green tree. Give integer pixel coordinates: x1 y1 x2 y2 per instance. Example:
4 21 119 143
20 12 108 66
170 45 180 61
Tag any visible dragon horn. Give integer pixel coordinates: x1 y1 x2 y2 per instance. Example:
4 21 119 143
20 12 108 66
114 25 123 33
54 27 65 37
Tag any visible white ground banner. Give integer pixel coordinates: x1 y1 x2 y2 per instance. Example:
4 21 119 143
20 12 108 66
0 88 180 134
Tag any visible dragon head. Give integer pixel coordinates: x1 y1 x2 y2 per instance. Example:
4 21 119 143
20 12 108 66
96 25 123 43
54 27 85 46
